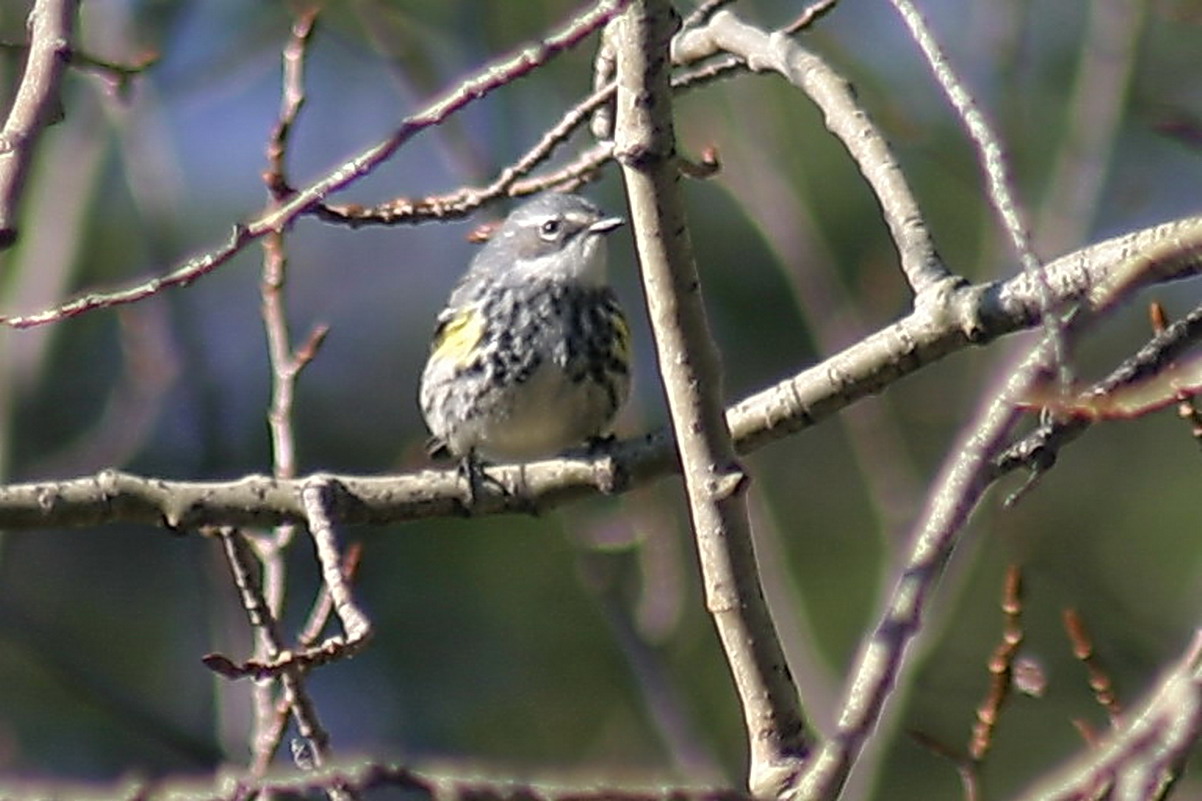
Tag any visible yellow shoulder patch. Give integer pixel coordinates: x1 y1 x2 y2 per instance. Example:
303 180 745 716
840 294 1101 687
612 311 631 362
431 307 486 367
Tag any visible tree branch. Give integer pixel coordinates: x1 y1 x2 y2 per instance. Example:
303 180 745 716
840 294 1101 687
1013 631 1202 801
0 216 1199 531
0 0 75 249
612 2 809 795
0 0 628 327
672 8 951 296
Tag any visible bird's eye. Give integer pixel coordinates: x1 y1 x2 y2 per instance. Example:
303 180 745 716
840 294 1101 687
539 218 562 239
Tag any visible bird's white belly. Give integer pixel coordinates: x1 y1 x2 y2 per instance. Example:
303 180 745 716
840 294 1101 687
461 363 614 461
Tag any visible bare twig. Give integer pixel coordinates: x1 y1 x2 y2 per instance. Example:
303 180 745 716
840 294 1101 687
208 528 337 771
248 7 325 773
0 0 75 249
311 89 618 227
794 347 1037 801
793 221 1202 801
65 45 157 98
1035 0 1146 256
1063 608 1122 724
1151 303 1202 446
970 565 1025 763
299 477 372 645
993 295 1202 500
0 0 628 327
612 3 808 795
259 543 364 775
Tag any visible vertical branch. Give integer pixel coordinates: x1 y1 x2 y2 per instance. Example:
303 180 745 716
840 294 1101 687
0 0 75 249
250 8 328 774
610 3 810 796
970 564 1025 763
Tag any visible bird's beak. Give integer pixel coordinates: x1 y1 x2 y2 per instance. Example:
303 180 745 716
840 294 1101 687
589 216 624 235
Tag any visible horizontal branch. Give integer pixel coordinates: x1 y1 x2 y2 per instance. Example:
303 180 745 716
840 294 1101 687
0 760 753 801
1 216 1199 531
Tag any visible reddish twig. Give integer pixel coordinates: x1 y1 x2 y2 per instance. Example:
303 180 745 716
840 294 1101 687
970 565 1025 762
1064 608 1122 725
1150 302 1202 446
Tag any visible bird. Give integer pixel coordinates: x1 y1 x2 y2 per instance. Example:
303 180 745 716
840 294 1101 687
419 192 631 466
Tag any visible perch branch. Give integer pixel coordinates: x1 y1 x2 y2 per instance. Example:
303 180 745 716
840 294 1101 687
0 217 1199 530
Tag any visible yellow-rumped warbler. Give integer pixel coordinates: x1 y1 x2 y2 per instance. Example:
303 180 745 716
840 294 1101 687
419 193 631 463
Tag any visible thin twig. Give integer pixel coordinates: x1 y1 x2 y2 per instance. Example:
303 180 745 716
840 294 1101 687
1151 303 1202 446
300 477 373 645
209 528 337 771
259 543 364 773
0 0 628 327
885 0 1067 380
248 7 324 774
1012 631 1202 801
612 3 809 795
970 564 1025 763
993 295 1202 502
793 222 1202 801
1035 0 1146 256
1063 608 1122 724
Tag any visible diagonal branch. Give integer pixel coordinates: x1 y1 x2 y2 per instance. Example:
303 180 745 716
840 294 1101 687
0 0 628 327
0 0 76 249
791 227 1202 801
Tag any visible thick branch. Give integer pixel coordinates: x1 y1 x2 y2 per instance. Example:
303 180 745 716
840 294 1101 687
0 0 75 249
613 3 809 795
